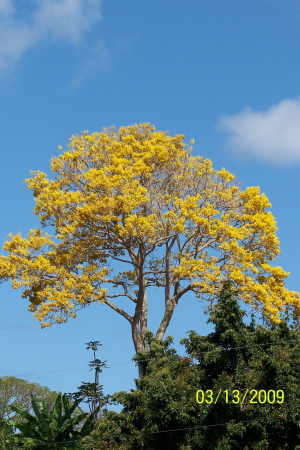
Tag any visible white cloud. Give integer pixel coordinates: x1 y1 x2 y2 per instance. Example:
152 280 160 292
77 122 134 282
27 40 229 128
0 0 102 73
218 98 300 165
32 0 102 43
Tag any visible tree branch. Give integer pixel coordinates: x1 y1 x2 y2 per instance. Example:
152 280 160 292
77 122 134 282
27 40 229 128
109 256 134 265
155 284 192 341
103 298 133 323
106 292 137 303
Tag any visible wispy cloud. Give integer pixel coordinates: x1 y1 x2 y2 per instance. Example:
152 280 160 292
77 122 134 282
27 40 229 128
218 98 300 165
0 0 15 16
0 0 102 74
71 38 109 87
32 0 102 43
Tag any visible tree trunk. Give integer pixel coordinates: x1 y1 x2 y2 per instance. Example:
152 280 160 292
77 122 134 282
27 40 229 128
132 288 148 379
155 299 176 341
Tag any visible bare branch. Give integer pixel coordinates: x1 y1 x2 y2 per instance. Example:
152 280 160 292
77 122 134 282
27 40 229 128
143 270 165 276
109 256 134 265
173 284 193 304
106 292 137 303
103 298 133 323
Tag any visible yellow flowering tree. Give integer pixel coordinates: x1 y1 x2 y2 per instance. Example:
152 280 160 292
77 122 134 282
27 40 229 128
0 123 299 364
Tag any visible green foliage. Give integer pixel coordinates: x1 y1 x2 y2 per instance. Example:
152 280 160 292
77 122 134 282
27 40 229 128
81 282 300 449
181 280 300 448
10 392 97 449
0 418 15 449
81 335 202 450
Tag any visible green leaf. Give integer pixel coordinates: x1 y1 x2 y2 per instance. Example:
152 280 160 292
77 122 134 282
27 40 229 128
30 394 49 435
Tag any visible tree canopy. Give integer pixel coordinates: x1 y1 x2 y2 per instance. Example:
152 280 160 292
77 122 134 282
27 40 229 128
0 123 299 358
0 376 57 422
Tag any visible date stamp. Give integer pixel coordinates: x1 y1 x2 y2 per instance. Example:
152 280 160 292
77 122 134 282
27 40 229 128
196 389 284 404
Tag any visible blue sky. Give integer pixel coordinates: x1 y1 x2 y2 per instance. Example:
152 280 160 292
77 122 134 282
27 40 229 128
1 0 300 408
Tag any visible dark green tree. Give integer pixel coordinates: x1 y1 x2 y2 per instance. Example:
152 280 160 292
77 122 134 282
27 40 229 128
81 282 300 450
181 280 300 449
81 334 199 450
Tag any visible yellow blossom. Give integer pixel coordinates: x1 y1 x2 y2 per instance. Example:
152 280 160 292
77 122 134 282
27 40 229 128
0 123 298 347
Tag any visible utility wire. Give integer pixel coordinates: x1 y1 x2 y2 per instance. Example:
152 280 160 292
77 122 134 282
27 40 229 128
4 417 288 448
1 337 299 378
0 299 298 330
1 300 298 377
0 301 201 330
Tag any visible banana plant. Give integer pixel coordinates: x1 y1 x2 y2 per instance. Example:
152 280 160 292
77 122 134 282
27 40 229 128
10 392 98 448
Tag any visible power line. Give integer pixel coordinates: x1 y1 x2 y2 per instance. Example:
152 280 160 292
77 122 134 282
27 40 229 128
1 298 297 331
4 417 288 448
0 301 202 330
1 299 299 378
2 337 299 378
